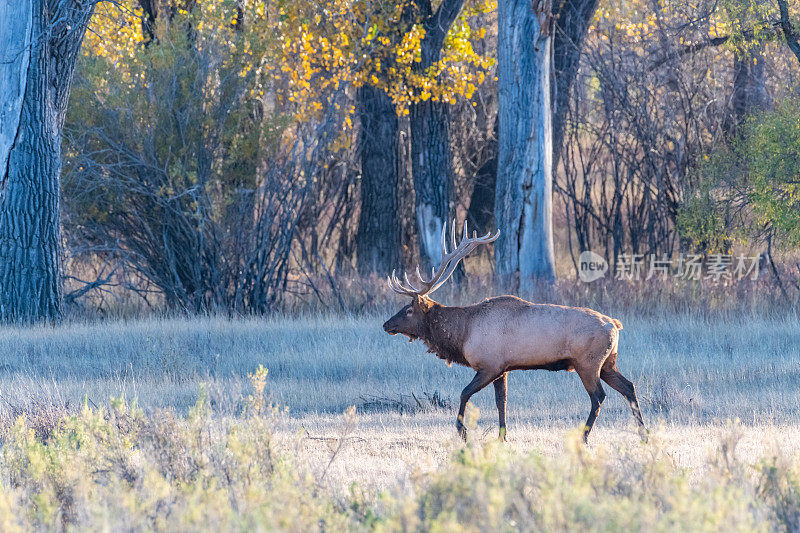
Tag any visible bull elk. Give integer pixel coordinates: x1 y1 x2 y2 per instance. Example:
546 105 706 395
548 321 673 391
382 221 647 443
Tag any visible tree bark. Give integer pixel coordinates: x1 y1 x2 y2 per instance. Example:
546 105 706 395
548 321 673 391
777 0 800 67
0 0 95 322
466 118 498 234
495 0 556 291
410 99 452 268
464 1 597 257
356 85 402 275
551 0 600 166
0 2 32 176
409 0 465 269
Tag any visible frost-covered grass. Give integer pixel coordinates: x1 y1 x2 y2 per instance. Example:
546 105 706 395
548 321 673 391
2 312 800 530
2 311 800 422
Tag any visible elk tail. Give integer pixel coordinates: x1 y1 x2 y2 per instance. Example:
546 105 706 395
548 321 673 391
611 318 623 330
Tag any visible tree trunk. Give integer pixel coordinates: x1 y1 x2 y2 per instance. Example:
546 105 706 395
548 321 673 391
0 0 94 322
466 118 498 234
356 85 402 275
410 99 452 268
465 0 597 263
777 0 800 67
0 2 32 175
495 0 556 291
409 0 465 269
551 0 600 166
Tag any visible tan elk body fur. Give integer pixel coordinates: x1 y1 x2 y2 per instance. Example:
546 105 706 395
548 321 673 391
461 297 621 373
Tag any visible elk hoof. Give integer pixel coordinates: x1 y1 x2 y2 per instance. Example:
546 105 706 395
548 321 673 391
498 427 507 442
456 421 467 442
639 427 650 443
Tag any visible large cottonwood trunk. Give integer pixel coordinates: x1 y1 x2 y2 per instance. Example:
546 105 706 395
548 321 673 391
551 0 600 166
0 1 32 175
0 0 94 322
409 0 465 269
466 118 498 234
465 0 597 249
495 0 556 291
467 148 498 235
356 85 402 275
410 100 452 268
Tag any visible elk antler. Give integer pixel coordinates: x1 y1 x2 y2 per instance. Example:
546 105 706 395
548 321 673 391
388 220 499 297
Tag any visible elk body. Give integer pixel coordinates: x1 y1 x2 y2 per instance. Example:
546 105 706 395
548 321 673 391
382 222 647 443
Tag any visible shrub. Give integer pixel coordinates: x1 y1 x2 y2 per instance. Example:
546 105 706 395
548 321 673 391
4 395 800 530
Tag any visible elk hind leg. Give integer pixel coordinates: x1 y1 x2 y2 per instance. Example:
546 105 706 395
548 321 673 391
493 372 508 441
601 364 648 442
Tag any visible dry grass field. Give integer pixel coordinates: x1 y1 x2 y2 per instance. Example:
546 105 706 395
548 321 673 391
2 309 800 530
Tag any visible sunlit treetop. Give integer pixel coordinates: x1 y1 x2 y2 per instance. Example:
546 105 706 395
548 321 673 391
83 2 145 83
275 0 495 121
83 1 275 85
82 0 495 153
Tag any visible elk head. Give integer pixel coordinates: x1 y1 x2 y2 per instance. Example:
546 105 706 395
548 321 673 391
382 220 499 341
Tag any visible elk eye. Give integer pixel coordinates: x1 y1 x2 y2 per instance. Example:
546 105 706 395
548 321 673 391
406 309 413 316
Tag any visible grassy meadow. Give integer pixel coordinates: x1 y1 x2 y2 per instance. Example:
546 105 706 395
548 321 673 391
3 308 800 530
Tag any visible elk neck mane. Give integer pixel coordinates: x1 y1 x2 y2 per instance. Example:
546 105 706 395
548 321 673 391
420 303 471 368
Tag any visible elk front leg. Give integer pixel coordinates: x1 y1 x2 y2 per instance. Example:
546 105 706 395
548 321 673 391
493 372 508 441
577 368 606 443
456 370 499 441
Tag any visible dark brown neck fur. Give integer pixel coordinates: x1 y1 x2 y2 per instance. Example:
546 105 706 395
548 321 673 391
420 302 471 368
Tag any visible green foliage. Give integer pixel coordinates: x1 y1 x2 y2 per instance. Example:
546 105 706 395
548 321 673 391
679 102 800 251
677 183 732 253
677 141 740 253
744 102 800 242
718 0 779 52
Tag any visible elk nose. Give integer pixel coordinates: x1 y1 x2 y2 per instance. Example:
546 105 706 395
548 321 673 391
382 321 397 334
